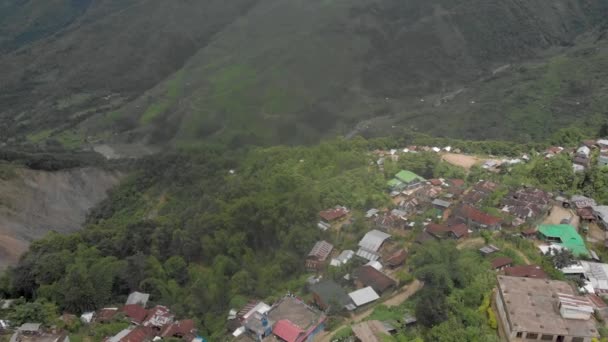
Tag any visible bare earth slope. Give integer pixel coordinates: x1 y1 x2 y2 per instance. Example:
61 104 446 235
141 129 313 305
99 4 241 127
0 167 122 267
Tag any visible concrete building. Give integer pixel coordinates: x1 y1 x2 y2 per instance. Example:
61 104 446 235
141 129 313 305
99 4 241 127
495 275 599 342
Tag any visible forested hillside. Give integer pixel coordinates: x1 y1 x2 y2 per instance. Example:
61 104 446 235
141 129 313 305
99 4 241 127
1 0 607 147
4 129 608 339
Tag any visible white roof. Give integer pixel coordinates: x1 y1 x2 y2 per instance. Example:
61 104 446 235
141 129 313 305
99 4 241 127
126 291 150 306
593 206 608 222
432 147 441 152
538 243 566 255
348 287 380 307
365 261 383 271
18 323 41 332
331 250 355 267
242 302 271 320
80 312 95 324
356 248 380 261
561 262 586 275
358 230 391 252
365 209 379 218
232 326 246 337
580 261 608 292
578 146 591 155
107 328 133 342
597 139 608 146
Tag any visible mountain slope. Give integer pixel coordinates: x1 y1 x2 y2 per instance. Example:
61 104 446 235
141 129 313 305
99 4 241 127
0 165 122 267
0 0 607 147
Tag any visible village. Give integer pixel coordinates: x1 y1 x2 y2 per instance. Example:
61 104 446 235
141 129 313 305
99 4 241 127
2 138 608 342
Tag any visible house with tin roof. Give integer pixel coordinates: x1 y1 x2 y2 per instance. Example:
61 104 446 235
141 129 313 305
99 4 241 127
453 204 502 231
309 280 353 312
306 241 334 271
356 230 391 261
352 266 397 294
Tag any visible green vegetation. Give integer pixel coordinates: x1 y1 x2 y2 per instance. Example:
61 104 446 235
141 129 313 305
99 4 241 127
26 129 54 144
2 1 608 147
4 130 608 339
2 138 392 338
140 70 185 125
53 130 86 150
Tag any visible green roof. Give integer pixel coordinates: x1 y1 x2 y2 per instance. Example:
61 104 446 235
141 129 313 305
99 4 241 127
538 224 589 257
387 179 403 188
395 170 425 184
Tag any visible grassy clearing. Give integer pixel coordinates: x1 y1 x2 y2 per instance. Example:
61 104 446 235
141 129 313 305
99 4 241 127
26 129 54 143
54 130 85 149
139 70 185 125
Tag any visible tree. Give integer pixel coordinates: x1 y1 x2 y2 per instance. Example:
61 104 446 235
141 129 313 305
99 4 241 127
164 256 188 285
546 248 576 269
416 289 449 327
8 301 58 325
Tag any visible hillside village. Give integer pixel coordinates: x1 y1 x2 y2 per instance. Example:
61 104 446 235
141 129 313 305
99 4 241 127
2 137 608 342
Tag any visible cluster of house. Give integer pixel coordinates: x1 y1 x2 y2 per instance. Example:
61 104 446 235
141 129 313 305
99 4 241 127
304 228 406 309
411 180 507 243
562 195 608 232
228 295 326 342
6 292 199 342
9 323 70 342
81 292 199 342
500 187 552 227
545 138 608 172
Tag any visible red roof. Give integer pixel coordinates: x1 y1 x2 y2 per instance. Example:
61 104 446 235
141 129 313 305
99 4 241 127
491 257 513 269
521 228 537 236
122 304 148 324
426 223 450 236
160 320 195 338
122 327 153 342
460 205 501 226
272 320 303 342
354 266 397 293
450 224 469 238
319 207 349 222
429 179 443 186
450 179 465 188
142 305 174 328
426 223 468 239
504 265 548 279
587 294 608 309
386 249 407 267
96 308 119 322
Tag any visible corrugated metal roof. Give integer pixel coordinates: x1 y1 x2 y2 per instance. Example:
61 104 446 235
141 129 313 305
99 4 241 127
126 291 150 306
348 287 380 307
308 240 334 260
358 230 391 252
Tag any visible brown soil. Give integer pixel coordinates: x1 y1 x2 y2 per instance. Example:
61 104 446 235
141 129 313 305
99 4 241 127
441 153 481 170
543 205 579 228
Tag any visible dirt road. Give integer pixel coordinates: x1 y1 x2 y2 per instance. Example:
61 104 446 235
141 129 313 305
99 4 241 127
441 153 481 170
315 280 423 342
